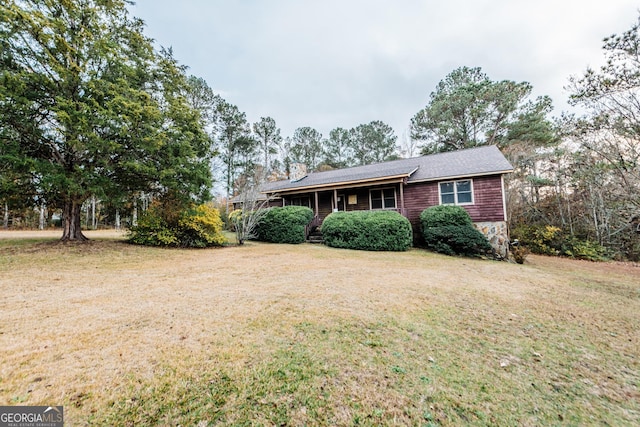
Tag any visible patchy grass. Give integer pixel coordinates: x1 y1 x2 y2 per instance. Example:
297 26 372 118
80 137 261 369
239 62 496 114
0 230 638 426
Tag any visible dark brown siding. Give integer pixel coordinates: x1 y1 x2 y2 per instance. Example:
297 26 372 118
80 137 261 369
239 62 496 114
403 175 505 229
343 188 371 211
466 175 506 222
403 181 439 229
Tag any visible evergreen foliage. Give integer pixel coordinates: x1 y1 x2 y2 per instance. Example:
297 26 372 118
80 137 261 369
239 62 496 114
321 211 412 251
410 66 554 154
256 206 314 244
0 0 212 240
420 206 491 256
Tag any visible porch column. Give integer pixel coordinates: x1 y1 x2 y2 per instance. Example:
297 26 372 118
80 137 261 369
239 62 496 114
314 191 319 216
399 181 406 216
333 189 338 211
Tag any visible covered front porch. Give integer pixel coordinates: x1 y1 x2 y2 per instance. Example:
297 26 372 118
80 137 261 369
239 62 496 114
268 181 409 239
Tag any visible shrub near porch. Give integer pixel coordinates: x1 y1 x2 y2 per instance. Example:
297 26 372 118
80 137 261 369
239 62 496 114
321 210 413 251
256 206 314 244
420 205 492 257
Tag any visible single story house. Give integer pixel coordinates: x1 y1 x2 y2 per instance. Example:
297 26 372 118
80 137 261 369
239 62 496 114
258 145 514 256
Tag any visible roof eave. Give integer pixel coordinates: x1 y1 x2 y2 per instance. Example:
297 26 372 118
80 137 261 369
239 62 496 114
262 173 412 195
408 168 514 184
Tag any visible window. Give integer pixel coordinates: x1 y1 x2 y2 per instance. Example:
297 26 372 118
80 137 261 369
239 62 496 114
439 180 473 205
370 188 396 209
290 196 311 208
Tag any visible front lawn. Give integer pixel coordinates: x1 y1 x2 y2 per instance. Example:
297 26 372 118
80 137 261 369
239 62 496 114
0 231 638 425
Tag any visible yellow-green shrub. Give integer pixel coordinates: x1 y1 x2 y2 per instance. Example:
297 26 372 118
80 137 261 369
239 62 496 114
512 225 610 261
178 204 227 247
129 202 227 248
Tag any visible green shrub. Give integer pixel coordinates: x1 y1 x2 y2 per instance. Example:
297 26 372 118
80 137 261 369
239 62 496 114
321 211 413 251
512 225 610 261
420 206 491 257
128 206 177 247
256 206 314 244
563 238 610 262
422 224 492 256
420 205 474 228
511 225 562 256
129 203 227 248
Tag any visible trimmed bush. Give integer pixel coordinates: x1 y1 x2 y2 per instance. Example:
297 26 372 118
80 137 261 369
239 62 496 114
420 205 474 228
321 210 413 251
129 203 227 248
420 205 491 256
256 206 314 244
422 224 492 256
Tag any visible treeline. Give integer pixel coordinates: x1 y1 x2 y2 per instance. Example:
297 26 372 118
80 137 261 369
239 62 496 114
186 81 402 202
506 18 640 261
1 1 638 259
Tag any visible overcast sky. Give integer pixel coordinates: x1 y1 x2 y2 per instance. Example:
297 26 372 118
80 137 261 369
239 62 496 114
129 0 638 140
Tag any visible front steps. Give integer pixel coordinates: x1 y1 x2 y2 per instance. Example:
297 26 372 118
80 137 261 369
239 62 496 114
307 228 324 244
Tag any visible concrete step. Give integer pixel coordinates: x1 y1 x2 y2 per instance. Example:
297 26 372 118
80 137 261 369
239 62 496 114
307 233 324 243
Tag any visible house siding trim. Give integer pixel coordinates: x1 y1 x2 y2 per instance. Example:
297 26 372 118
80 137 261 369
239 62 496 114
501 175 508 223
264 174 412 195
408 169 513 184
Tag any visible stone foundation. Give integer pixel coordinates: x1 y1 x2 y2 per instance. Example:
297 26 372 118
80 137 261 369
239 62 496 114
474 221 509 260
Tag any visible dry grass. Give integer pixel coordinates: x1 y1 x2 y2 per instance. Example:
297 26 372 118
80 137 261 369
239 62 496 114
0 230 638 426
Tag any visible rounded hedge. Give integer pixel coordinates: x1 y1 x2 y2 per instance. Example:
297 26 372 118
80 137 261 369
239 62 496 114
420 205 491 256
419 205 473 228
256 206 314 244
321 210 413 251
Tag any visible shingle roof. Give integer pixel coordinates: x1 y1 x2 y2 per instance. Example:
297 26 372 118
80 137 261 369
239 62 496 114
262 145 513 193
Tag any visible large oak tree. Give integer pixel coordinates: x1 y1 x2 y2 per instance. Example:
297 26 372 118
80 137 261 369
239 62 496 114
0 0 212 240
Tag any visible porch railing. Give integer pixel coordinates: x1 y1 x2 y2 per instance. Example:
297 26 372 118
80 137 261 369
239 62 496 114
304 215 322 239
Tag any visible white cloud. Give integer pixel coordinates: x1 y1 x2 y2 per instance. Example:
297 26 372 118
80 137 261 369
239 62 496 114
130 0 639 137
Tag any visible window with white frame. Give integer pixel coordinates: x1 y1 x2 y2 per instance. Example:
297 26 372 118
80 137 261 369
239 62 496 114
370 188 396 209
439 180 473 205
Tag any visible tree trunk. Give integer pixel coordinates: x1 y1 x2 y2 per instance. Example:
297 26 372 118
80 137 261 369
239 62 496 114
39 204 45 230
3 202 8 229
132 198 138 226
91 195 97 230
61 199 88 241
